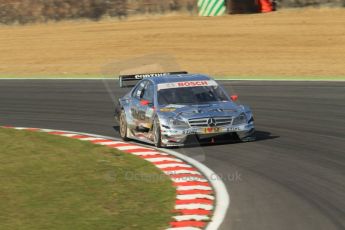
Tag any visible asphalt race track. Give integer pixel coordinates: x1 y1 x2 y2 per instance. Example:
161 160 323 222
1 80 344 230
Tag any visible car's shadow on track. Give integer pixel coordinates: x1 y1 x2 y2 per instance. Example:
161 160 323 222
113 126 279 149
256 130 280 141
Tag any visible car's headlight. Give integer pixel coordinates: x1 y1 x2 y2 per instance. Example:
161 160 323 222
168 118 190 129
232 113 247 125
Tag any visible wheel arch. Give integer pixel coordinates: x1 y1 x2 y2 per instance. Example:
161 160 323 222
115 99 131 123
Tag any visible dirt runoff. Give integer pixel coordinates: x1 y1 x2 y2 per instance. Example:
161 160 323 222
0 8 344 78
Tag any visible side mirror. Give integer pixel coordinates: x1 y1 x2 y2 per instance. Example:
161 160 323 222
140 100 150 106
231 95 239 101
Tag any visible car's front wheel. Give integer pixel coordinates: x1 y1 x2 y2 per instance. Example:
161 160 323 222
152 117 163 148
119 110 129 141
236 129 256 142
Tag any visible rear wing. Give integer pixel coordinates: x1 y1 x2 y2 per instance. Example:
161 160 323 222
118 71 188 88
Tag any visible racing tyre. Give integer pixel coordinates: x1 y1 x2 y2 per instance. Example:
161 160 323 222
236 129 256 142
153 117 163 148
119 110 129 141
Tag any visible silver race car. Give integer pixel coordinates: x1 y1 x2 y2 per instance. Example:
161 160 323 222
115 72 255 147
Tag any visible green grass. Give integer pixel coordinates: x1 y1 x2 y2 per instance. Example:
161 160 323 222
0 128 175 230
0 74 344 81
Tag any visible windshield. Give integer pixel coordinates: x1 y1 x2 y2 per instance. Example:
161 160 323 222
158 85 229 106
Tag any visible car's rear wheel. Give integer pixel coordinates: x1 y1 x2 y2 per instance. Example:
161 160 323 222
119 110 129 141
153 117 163 148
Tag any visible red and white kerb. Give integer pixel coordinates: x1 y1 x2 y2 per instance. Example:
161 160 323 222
157 80 218 91
2 126 215 230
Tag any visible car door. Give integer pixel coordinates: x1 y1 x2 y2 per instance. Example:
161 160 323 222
129 81 146 128
139 81 155 130
130 80 155 131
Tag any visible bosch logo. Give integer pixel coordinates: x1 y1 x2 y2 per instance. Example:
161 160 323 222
207 118 217 127
177 81 209 87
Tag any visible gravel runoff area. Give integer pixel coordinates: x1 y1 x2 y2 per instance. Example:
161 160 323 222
0 8 344 79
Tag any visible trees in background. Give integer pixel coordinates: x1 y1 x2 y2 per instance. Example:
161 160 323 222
0 0 124 24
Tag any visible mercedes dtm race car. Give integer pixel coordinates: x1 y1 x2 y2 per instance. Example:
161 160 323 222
115 71 255 147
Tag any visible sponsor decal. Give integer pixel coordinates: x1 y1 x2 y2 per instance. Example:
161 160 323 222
177 81 209 87
158 80 218 90
165 104 186 108
162 129 180 135
182 129 198 135
226 127 241 131
202 127 222 134
135 73 168 79
160 108 176 112
145 107 154 117
131 107 148 121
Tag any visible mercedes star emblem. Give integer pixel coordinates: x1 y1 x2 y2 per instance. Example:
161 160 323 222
208 118 217 127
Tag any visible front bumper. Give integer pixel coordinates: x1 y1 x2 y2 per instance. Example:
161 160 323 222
160 123 255 146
